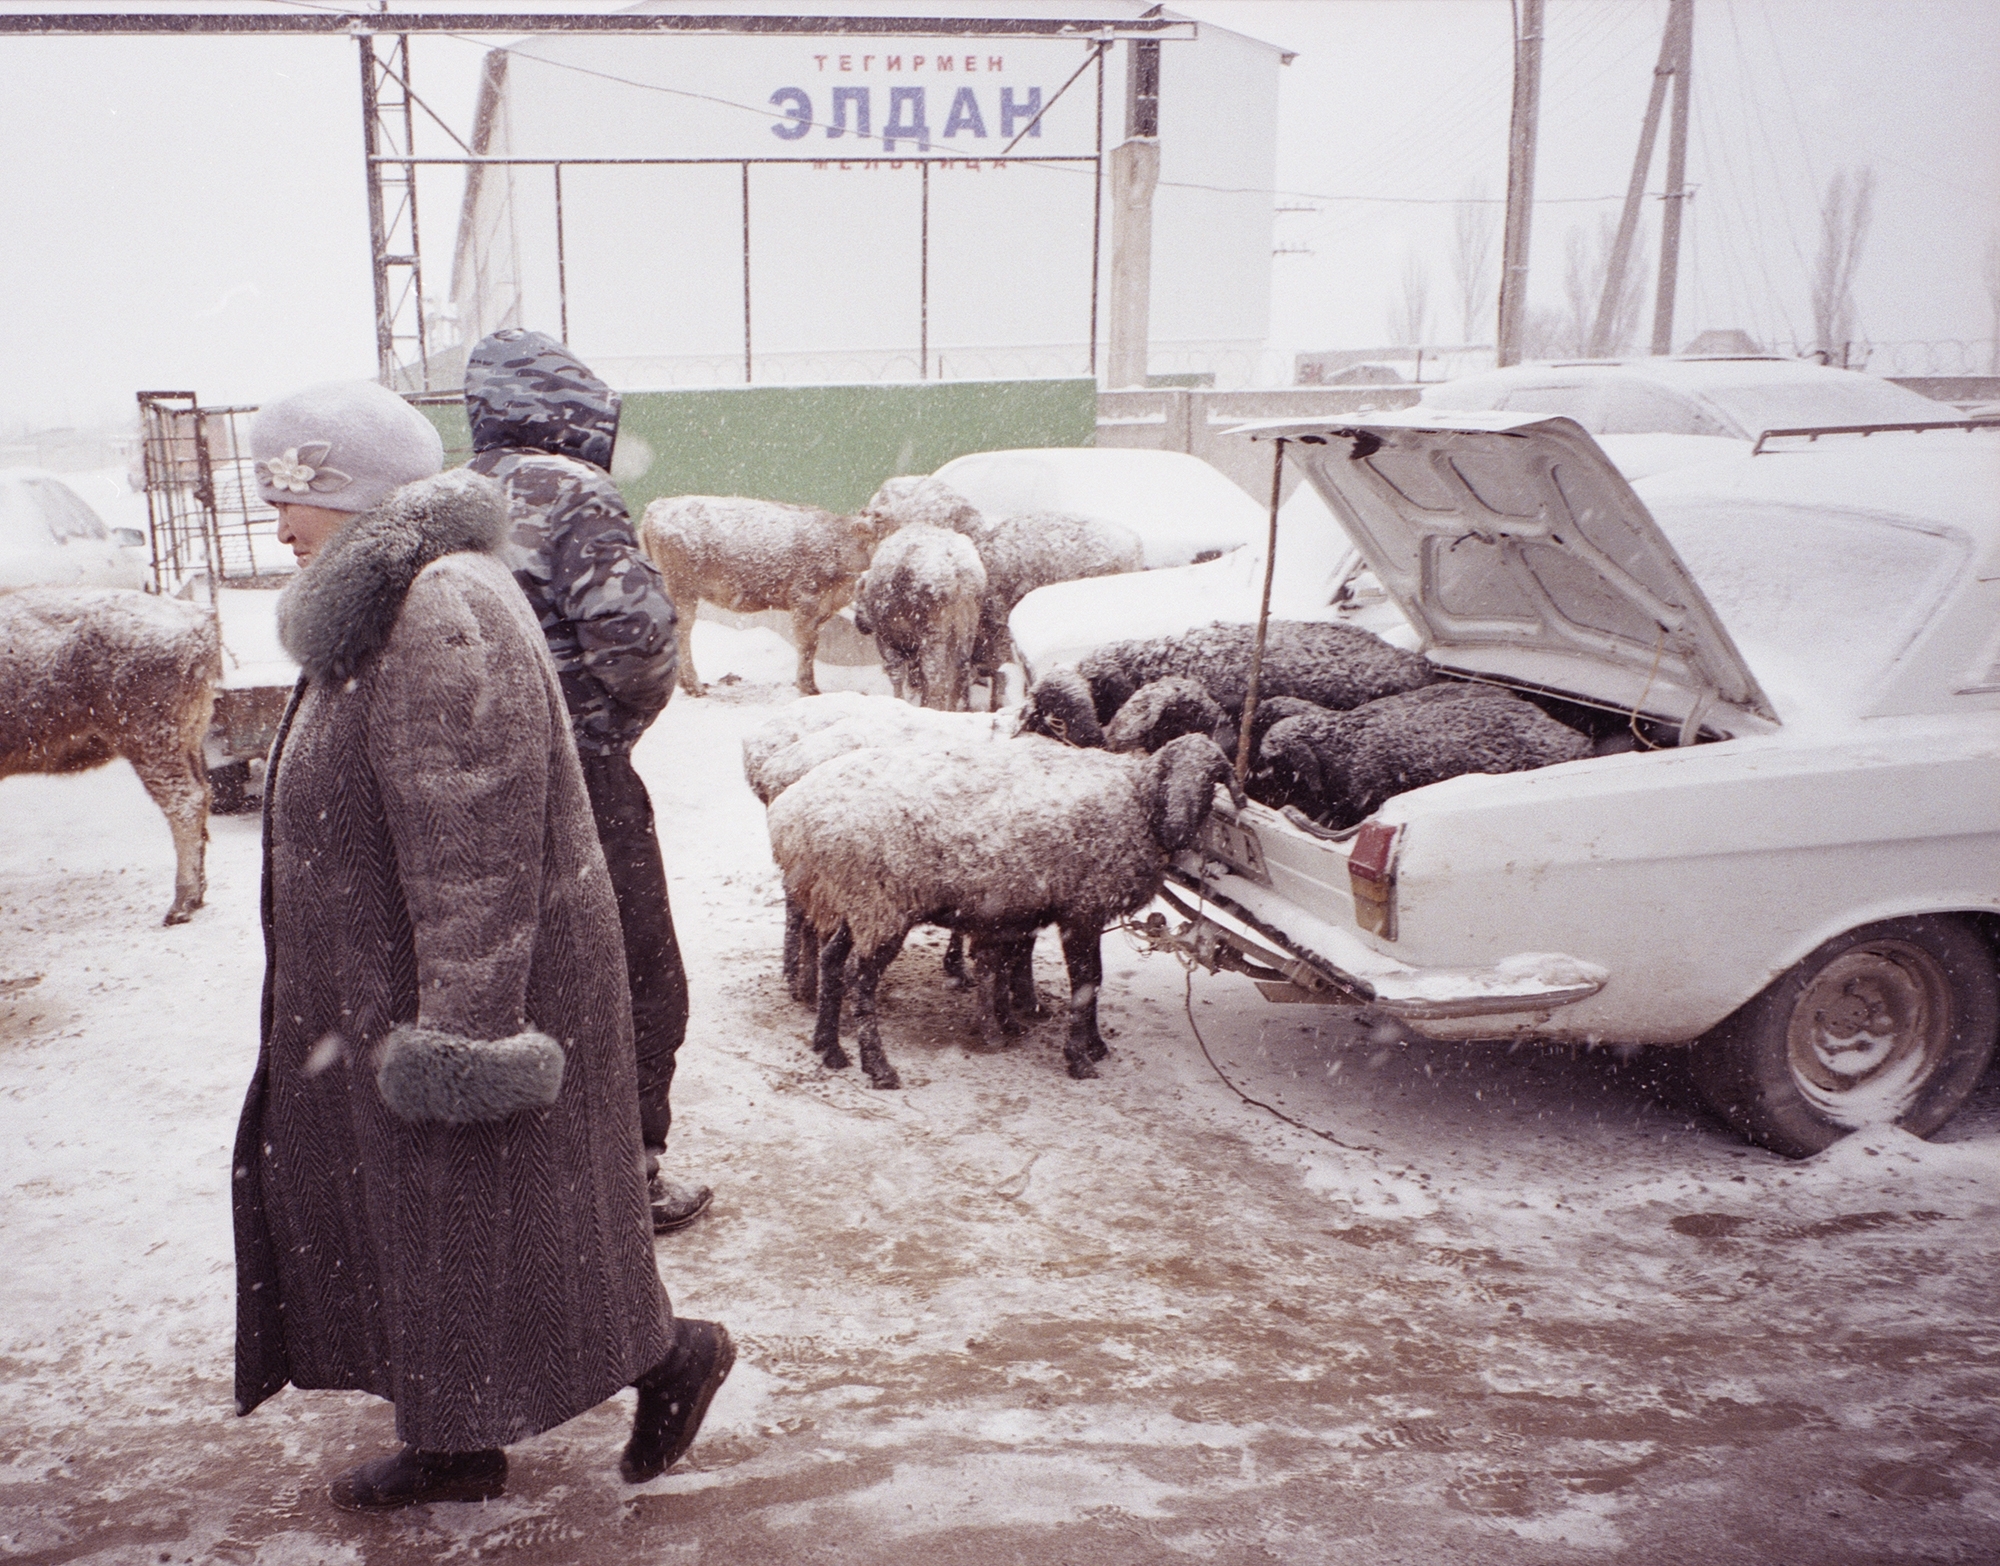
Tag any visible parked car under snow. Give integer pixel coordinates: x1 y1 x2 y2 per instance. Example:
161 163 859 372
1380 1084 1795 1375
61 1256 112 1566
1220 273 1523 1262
929 447 1266 568
0 469 149 591
1143 411 2000 1157
1416 354 1953 443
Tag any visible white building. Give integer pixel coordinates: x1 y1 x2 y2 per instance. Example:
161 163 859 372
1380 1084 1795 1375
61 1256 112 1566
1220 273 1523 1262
443 2 1290 388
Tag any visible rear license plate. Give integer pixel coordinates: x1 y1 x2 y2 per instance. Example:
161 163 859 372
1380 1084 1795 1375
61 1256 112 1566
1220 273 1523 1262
1201 815 1271 886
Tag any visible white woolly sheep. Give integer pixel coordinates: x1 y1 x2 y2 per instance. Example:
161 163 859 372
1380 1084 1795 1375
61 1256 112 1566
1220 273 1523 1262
864 474 983 534
865 479 1145 709
960 510 1144 709
1077 620 1437 725
639 494 896 697
766 733 1242 1087
852 523 987 711
1 588 221 925
739 690 893 803
1253 681 1593 827
742 677 1107 1005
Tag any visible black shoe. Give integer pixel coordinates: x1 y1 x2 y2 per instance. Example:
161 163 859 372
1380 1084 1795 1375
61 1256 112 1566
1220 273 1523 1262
649 1174 714 1234
621 1319 735 1483
328 1445 507 1512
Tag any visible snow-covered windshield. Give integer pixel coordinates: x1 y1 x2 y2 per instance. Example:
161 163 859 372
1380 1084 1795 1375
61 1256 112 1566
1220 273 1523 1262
0 482 60 546
1697 378 1949 438
1650 498 1967 699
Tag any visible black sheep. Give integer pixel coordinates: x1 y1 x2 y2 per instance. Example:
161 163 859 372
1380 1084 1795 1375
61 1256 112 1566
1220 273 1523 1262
1253 683 1592 827
1077 620 1435 725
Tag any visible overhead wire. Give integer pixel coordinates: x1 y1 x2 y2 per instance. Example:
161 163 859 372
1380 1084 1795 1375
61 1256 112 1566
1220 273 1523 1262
1724 1 1813 311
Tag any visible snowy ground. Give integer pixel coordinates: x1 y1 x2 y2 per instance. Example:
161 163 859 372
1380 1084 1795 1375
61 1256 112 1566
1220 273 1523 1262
5 619 2000 1565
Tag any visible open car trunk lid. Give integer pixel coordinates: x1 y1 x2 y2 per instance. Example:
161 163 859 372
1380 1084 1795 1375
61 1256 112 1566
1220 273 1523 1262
1241 410 1779 736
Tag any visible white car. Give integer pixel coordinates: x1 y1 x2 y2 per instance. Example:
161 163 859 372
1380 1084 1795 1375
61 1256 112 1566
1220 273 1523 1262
0 469 149 591
1416 354 1954 443
931 447 1266 567
1152 412 2000 1157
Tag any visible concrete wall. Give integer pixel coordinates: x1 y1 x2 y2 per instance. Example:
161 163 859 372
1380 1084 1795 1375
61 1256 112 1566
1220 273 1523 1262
1095 385 1424 506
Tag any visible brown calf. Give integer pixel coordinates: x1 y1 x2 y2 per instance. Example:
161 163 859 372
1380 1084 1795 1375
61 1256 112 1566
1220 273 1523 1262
0 588 222 924
637 495 895 697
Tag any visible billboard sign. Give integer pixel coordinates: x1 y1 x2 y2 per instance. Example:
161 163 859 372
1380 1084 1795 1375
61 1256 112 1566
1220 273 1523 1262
501 36 1103 163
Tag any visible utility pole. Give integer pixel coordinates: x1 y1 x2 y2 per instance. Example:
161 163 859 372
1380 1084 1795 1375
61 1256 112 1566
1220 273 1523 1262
1106 37 1161 389
1650 0 1693 356
358 31 430 389
1589 4 1679 357
1495 0 1545 368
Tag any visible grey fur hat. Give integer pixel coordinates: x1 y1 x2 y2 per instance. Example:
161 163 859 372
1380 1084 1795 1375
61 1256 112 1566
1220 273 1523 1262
250 380 445 514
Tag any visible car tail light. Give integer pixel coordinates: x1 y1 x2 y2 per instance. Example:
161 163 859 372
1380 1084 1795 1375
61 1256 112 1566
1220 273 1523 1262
1347 820 1399 940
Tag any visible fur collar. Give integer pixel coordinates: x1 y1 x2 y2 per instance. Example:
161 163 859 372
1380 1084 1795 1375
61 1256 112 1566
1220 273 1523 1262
277 469 510 681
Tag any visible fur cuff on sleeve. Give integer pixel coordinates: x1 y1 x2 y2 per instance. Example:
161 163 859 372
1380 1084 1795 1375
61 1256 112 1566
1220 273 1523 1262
376 1024 565 1125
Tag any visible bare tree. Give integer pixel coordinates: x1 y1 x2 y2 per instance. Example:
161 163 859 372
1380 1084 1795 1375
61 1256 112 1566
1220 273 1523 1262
1561 216 1646 357
1387 252 1432 349
1519 305 1567 362
1811 166 1875 363
1451 183 1500 345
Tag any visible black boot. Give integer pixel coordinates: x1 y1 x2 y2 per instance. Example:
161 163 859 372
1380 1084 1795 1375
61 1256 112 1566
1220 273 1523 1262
621 1319 736 1483
328 1445 507 1512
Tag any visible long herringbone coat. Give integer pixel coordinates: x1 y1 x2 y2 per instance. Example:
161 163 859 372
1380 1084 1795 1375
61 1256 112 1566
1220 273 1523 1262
232 470 672 1451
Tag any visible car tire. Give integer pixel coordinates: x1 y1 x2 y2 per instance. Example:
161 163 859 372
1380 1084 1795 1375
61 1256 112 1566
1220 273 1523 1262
207 760 257 817
1687 916 1998 1159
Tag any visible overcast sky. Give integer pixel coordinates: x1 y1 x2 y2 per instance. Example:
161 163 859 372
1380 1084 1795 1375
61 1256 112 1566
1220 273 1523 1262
2 0 1994 433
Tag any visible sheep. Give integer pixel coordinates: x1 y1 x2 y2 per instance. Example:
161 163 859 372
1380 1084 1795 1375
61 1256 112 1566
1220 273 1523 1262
864 475 983 534
1210 694 1330 765
1252 681 1593 828
0 588 221 925
960 510 1144 709
1103 675 1227 755
739 690 893 804
864 478 1145 709
1077 620 1437 726
638 494 896 697
852 523 987 711
743 676 1106 1004
767 733 1243 1087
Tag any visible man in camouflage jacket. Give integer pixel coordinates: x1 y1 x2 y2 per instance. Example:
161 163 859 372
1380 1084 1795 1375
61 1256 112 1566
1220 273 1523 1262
465 329 710 1233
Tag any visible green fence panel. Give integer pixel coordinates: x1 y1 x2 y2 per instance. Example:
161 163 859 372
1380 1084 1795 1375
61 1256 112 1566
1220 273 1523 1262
416 378 1096 517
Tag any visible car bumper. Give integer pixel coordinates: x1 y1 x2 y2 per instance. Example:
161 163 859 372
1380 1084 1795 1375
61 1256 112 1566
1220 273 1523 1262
1163 860 1609 1020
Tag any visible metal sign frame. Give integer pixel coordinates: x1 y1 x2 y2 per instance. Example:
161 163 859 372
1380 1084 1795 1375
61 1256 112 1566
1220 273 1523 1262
7 11 1182 390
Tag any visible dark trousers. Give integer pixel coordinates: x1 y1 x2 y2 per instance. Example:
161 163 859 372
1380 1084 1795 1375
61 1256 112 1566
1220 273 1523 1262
578 748 689 1156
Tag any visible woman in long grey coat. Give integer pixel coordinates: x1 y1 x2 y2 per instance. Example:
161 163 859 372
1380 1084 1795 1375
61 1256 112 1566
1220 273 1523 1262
232 381 732 1511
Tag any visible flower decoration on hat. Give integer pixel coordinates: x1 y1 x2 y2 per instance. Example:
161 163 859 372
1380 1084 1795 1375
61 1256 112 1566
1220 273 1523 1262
263 442 353 496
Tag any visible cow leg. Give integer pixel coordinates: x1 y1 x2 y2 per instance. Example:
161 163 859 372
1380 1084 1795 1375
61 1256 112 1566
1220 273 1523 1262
130 745 208 925
791 604 824 697
667 576 704 695
812 922 853 1070
852 932 907 1090
1058 919 1107 1078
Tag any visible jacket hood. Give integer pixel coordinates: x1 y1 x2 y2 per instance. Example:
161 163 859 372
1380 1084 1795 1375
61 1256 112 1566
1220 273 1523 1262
465 329 621 471
277 469 510 681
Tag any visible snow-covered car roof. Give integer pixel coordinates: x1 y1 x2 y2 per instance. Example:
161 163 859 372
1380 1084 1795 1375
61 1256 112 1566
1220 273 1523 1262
930 447 1265 567
1632 432 2000 721
1417 357 1951 443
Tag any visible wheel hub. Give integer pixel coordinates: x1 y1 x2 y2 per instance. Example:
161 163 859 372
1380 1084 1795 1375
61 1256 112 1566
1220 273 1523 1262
1787 940 1952 1128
